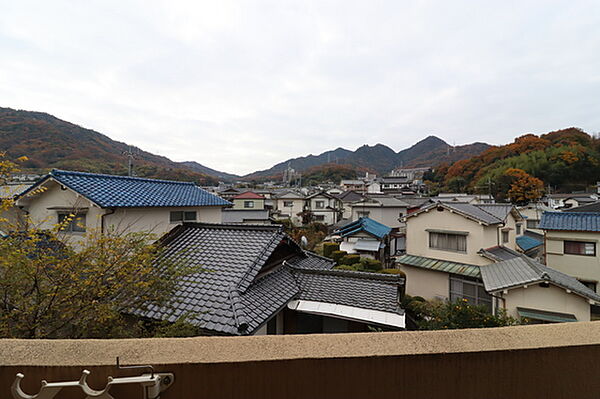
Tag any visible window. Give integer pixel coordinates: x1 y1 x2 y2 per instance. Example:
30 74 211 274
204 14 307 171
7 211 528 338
564 241 596 256
58 212 86 232
502 230 509 243
450 276 492 312
244 201 254 208
429 232 467 252
315 200 325 209
283 201 293 207
170 211 197 223
314 215 325 221
357 211 370 218
526 219 539 229
516 223 522 235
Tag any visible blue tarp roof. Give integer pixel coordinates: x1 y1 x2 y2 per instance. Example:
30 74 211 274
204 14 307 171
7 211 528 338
516 235 543 252
539 212 600 232
334 217 391 239
20 169 231 208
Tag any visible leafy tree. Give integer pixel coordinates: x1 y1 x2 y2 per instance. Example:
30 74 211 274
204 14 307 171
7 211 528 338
505 168 544 204
0 153 195 338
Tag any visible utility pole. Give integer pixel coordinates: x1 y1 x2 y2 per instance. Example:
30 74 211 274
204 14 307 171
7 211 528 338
122 146 137 177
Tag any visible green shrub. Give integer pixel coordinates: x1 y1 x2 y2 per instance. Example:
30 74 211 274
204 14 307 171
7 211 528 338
331 250 347 263
323 242 340 258
360 257 383 271
334 265 356 271
380 268 406 277
340 254 361 266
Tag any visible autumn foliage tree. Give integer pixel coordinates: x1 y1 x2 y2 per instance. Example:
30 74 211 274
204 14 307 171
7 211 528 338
505 168 544 204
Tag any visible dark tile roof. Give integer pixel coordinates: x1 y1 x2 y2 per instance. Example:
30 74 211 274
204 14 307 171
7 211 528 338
476 204 515 221
408 202 508 225
289 264 404 315
539 212 600 232
139 223 290 335
335 190 364 202
568 201 600 213
20 170 231 208
138 223 404 335
334 217 391 239
480 256 600 303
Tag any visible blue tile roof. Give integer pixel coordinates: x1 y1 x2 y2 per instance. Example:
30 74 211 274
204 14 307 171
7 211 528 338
21 169 231 208
516 235 543 252
539 212 600 232
334 217 391 239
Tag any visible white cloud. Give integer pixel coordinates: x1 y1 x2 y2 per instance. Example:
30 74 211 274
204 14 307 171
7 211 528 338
1 0 599 174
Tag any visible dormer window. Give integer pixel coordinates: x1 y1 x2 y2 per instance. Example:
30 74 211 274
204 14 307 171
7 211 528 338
244 201 255 208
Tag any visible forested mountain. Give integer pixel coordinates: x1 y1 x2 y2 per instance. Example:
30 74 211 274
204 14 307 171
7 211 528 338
429 128 600 200
245 136 490 179
0 107 230 185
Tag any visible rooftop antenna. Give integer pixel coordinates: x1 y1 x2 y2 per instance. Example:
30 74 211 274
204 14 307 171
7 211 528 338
122 146 138 177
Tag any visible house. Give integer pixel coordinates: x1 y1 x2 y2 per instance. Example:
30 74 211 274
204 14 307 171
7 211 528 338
231 191 266 210
545 193 599 210
217 187 241 201
431 193 495 204
305 191 342 225
517 202 552 233
340 179 366 192
516 230 544 261
397 250 600 322
15 170 230 239
350 196 410 228
272 191 306 226
480 256 600 322
401 202 524 266
539 212 600 294
333 217 392 263
377 177 413 194
335 190 365 219
137 223 406 335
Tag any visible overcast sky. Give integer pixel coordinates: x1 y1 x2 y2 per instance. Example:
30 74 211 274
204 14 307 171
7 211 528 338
1 1 600 175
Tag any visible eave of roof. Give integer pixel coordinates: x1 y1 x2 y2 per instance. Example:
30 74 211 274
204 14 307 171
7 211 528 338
396 254 481 278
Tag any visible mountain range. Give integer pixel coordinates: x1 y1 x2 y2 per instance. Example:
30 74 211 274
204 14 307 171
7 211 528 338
0 107 490 183
245 137 490 179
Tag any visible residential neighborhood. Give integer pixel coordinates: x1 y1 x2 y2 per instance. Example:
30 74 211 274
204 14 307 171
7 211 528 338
3 2 600 397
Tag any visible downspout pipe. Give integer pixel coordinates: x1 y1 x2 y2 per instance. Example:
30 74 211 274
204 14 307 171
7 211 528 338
100 208 116 235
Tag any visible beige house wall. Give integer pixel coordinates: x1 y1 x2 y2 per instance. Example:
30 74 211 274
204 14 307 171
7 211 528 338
18 179 223 240
545 230 600 292
405 208 498 266
232 198 265 210
400 265 449 301
274 198 305 226
501 284 591 322
350 206 406 228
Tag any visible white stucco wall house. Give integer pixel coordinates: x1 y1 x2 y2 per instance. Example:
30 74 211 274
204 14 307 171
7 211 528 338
15 169 231 240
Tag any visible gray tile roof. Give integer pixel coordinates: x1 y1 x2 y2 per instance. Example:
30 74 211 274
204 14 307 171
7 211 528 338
480 257 600 302
476 204 515 221
139 223 291 335
138 223 405 335
478 245 522 262
289 264 404 315
569 201 600 213
442 202 504 224
539 212 600 232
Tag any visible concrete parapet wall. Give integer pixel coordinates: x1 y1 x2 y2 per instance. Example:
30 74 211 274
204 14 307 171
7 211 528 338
2 322 600 398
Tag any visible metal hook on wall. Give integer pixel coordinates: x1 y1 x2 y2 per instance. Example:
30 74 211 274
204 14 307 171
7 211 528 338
11 368 174 399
